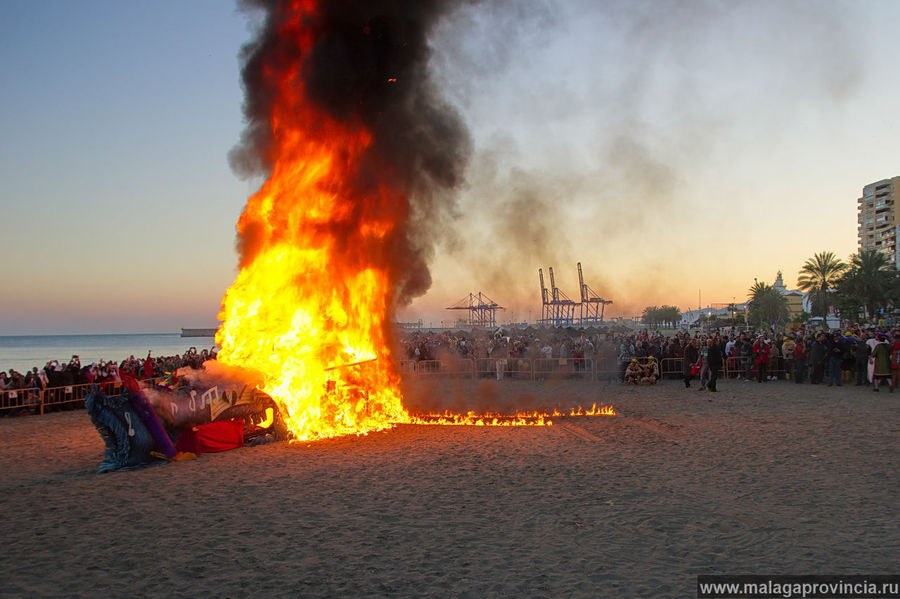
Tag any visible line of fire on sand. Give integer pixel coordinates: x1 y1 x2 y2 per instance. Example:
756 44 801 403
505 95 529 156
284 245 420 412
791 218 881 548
404 403 617 428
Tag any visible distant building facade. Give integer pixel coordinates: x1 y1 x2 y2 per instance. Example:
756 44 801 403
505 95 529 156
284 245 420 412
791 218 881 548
773 271 805 319
858 176 900 268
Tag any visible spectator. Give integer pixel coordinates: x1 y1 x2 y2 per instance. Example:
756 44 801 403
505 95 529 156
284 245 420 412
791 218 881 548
871 335 893 392
707 337 724 392
809 333 826 384
793 336 807 384
826 332 845 387
782 335 796 381
854 333 870 386
682 339 699 388
752 336 769 383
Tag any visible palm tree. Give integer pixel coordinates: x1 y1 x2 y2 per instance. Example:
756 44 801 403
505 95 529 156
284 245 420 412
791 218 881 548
838 249 896 321
747 282 789 327
796 251 848 319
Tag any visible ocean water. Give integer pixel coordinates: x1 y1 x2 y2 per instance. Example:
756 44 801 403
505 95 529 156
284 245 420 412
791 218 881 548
0 334 219 374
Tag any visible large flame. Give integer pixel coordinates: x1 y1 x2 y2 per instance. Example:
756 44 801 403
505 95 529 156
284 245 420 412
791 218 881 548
215 2 615 441
215 2 407 440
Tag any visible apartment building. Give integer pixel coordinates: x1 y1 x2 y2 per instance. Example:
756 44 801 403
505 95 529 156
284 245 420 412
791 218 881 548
858 176 900 267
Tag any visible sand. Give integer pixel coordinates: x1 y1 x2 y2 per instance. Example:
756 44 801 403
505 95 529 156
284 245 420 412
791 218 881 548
1 378 897 598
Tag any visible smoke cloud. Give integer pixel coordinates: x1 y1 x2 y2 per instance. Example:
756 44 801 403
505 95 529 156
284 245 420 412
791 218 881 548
421 0 865 317
229 0 473 306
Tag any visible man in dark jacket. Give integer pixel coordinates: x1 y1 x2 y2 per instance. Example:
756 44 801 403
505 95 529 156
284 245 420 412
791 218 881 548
855 333 871 386
827 332 846 386
809 333 826 384
707 338 725 392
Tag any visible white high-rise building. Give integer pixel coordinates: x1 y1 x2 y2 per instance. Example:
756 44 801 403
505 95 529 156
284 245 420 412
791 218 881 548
858 176 900 268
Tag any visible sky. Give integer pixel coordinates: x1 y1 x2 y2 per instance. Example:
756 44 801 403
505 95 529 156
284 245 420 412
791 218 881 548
1 0 898 334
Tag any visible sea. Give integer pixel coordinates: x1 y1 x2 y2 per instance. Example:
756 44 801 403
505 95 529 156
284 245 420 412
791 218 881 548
0 334 219 374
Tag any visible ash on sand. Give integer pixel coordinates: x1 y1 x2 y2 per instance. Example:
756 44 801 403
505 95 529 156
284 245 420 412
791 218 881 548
1 380 896 598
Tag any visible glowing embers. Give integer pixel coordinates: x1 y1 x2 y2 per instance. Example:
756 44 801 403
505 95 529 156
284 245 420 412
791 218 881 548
407 404 617 428
409 411 552 427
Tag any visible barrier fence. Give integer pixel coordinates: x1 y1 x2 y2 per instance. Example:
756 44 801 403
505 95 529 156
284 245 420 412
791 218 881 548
659 358 684 378
724 356 788 380
4 354 835 415
397 357 657 382
1 377 164 415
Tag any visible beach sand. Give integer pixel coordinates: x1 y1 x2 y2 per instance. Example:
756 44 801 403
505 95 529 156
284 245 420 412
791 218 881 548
1 378 897 598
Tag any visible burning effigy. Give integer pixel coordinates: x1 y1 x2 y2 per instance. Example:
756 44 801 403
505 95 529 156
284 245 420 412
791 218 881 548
211 1 617 439
84 1 614 467
85 366 290 472
213 0 474 440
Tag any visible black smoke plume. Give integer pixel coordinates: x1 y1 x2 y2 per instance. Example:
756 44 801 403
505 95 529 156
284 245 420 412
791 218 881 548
229 0 472 307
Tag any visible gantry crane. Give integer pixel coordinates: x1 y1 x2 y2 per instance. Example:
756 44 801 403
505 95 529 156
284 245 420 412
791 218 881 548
538 267 577 326
577 262 612 324
446 292 504 328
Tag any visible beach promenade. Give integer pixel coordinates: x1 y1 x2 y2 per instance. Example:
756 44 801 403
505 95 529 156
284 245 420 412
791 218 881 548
1 380 896 597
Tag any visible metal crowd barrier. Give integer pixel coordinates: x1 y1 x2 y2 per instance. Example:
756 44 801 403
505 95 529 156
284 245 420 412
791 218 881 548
659 357 684 378
532 357 592 379
475 357 535 380
0 376 165 416
593 357 620 381
416 359 475 378
724 356 789 380
399 356 680 382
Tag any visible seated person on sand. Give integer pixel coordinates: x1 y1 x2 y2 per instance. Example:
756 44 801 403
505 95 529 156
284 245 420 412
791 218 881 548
625 359 643 384
640 357 659 385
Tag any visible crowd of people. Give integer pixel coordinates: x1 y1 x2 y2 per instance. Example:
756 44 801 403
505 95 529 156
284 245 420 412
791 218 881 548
1 347 218 415
399 325 900 392
4 324 896 416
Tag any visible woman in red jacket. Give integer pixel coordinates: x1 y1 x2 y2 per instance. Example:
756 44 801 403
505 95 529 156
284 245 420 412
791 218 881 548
752 336 770 383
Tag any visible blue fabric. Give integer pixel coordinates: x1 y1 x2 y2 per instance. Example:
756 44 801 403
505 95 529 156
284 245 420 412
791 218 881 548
85 388 157 472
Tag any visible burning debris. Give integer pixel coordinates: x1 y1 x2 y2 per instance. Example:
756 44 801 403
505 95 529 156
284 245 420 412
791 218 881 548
213 1 612 440
409 404 616 427
216 0 472 440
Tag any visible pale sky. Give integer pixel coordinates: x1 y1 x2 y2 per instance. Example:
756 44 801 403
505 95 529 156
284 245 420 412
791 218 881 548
1 1 898 334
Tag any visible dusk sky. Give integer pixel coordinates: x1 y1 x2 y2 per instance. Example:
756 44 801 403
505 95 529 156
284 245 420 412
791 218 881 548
1 1 898 334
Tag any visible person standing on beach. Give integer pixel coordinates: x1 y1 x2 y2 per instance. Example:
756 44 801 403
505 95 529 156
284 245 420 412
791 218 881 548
724 334 736 359
707 337 724 392
782 335 796 381
752 336 769 382
739 334 753 380
683 339 699 388
809 333 826 384
827 332 846 387
855 333 871 386
871 334 893 392
492 337 508 381
793 336 807 383
891 332 900 390
143 352 155 379
698 339 711 391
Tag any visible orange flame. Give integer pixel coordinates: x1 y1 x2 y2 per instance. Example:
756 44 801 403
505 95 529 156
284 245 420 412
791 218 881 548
215 2 616 440
215 3 407 441
410 404 617 428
